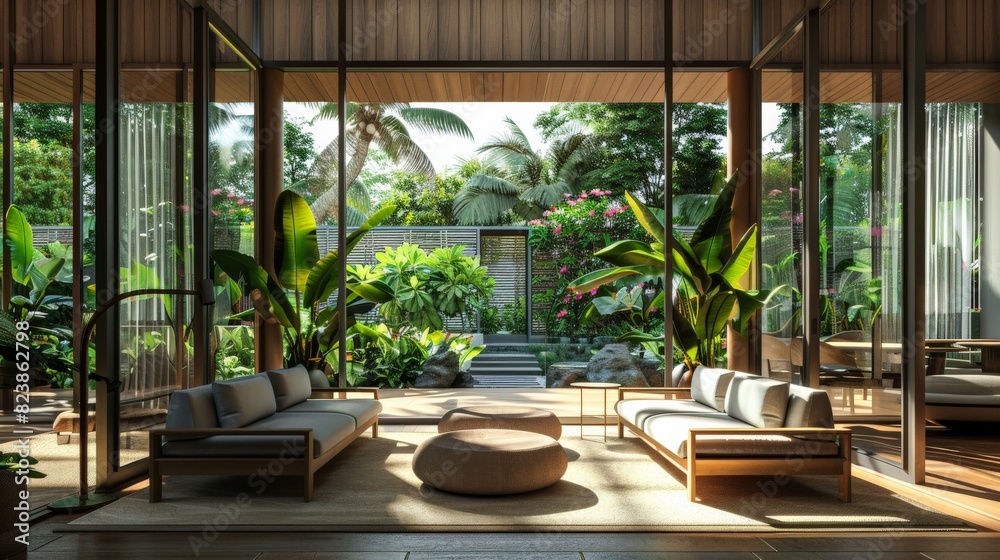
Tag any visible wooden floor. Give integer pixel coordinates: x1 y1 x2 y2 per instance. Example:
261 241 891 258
7 388 1000 558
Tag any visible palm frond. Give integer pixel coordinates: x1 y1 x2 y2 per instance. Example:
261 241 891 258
344 205 370 227
373 122 436 178
347 179 373 215
453 185 518 225
396 107 473 140
521 182 571 209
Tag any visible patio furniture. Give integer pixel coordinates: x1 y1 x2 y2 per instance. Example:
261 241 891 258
148 365 380 502
412 428 567 495
617 366 852 502
438 405 562 439
571 381 620 442
925 373 1000 426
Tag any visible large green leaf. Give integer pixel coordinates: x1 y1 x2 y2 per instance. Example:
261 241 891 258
718 224 758 289
695 292 737 342
625 191 665 244
732 289 771 333
567 266 645 293
5 205 33 284
671 307 699 363
273 190 320 293
594 240 663 267
690 173 737 273
213 250 297 330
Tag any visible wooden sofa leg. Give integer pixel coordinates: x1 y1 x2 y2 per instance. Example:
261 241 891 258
839 463 852 502
372 420 378 438
617 422 624 438
304 472 314 502
149 464 162 503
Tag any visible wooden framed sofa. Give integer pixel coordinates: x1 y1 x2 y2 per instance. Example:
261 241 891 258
149 365 380 502
617 366 852 502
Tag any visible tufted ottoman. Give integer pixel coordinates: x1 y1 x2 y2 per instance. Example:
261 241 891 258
438 405 562 439
926 373 1000 425
412 429 567 495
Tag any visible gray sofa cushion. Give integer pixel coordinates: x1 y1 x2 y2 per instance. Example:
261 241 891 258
166 385 219 440
784 384 835 428
283 399 382 428
644 412 840 459
691 366 735 412
616 399 717 431
724 374 789 428
212 374 278 428
265 365 313 410
160 412 356 459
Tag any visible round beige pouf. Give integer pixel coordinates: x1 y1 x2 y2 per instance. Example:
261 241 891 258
438 406 562 440
412 429 567 495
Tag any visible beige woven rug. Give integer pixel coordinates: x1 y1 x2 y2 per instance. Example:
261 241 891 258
66 431 968 532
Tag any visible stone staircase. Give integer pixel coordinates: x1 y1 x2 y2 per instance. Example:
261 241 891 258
469 353 545 388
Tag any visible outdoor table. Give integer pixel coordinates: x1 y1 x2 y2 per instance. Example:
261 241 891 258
570 382 620 442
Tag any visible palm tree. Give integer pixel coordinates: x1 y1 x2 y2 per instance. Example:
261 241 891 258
452 118 590 225
308 102 472 224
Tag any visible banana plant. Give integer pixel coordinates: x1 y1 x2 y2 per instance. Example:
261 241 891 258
212 190 395 370
569 173 775 379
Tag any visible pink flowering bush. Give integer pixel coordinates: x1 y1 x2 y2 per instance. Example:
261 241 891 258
528 189 648 338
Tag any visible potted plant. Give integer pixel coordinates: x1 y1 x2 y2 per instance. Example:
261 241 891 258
569 174 776 386
212 191 396 380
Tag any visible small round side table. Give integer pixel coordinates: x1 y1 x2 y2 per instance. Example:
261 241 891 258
570 382 620 442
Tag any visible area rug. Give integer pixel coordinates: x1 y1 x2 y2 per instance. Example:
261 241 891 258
65 432 969 533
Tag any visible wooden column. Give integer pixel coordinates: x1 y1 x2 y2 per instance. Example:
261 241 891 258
983 105 1000 339
727 67 757 374
256 67 285 372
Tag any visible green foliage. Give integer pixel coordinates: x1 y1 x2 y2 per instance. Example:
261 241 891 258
481 297 527 334
11 140 74 225
212 191 396 371
1 206 77 387
373 243 494 332
349 326 484 388
284 117 318 186
569 175 776 376
378 170 461 226
214 326 256 380
0 452 46 478
453 118 591 225
528 189 645 338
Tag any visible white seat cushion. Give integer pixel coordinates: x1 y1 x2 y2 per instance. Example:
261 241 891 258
616 399 717 431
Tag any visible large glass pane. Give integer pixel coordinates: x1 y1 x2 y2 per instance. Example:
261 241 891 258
759 40 805 385
210 33 256 381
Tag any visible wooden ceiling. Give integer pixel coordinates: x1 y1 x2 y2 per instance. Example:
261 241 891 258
9 69 1000 104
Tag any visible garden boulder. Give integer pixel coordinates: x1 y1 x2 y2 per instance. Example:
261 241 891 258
546 362 588 388
451 369 476 388
586 344 649 387
413 351 460 388
637 358 665 388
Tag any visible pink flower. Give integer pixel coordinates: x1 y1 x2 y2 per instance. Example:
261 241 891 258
768 189 782 198
789 187 800 193
211 188 222 195
563 193 571 199
180 205 189 211
227 193 235 199
575 293 583 301
212 210 220 216
588 210 595 216
590 188 602 196
567 200 577 206
237 198 245 205
550 206 556 211
649 307 658 313
556 310 568 318
579 193 588 199
553 225 562 235
564 295 572 303
542 210 550 217
528 219 543 226
590 288 598 296
558 266 568 274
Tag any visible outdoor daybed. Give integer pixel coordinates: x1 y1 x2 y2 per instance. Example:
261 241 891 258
149 365 380 502
617 366 852 502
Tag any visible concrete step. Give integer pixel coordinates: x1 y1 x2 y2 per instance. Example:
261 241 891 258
469 365 544 376
471 375 545 388
474 353 538 362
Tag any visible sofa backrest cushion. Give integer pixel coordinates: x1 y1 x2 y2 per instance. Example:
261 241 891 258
784 384 835 428
724 374 789 428
265 365 313 410
166 385 219 437
212 374 277 428
691 366 736 412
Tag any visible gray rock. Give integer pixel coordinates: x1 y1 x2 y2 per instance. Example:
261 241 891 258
637 358 665 388
413 351 460 388
547 362 588 388
451 369 475 388
586 344 649 387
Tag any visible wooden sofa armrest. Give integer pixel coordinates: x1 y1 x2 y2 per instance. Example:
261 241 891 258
311 387 380 400
618 387 692 401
